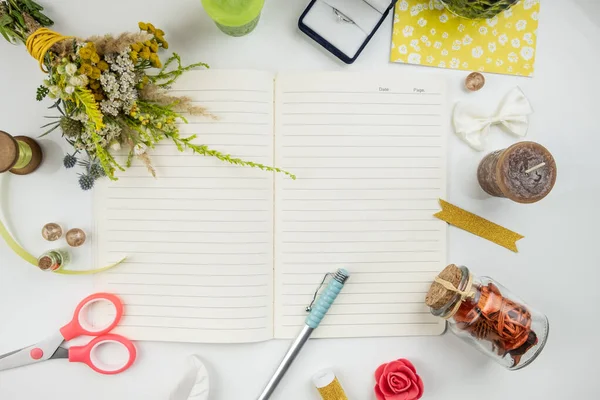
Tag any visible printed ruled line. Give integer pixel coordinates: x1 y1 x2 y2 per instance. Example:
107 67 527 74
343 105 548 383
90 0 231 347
281 322 439 327
110 272 269 277
281 112 441 116
107 218 268 223
122 325 266 331
282 124 442 127
283 301 426 306
125 314 267 320
283 281 432 285
281 198 438 201
186 122 268 126
127 304 268 309
283 156 440 159
282 219 435 223
208 111 269 115
173 89 269 93
282 101 441 105
106 187 269 191
114 176 268 180
116 261 268 266
282 250 438 255
281 229 439 233
107 250 268 255
117 293 268 299
107 282 268 288
107 239 269 244
282 291 428 295
282 134 441 137
283 91 441 95
108 198 269 201
107 208 269 212
283 270 439 274
281 145 442 149
192 100 270 104
282 261 439 265
108 230 269 234
286 166 440 170
282 240 439 244
282 188 440 191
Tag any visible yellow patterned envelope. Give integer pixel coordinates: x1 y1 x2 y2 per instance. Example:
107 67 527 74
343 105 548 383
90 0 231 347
390 0 540 76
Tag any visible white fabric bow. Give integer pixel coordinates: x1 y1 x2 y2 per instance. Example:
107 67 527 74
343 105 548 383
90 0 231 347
453 87 534 151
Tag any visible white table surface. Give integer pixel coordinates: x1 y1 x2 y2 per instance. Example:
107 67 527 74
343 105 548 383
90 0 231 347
1 1 599 399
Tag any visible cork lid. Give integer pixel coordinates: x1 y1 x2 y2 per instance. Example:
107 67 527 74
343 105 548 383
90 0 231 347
425 264 462 309
498 142 557 204
0 131 18 173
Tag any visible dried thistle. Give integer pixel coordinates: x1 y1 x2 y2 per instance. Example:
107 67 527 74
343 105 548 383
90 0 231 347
86 32 153 56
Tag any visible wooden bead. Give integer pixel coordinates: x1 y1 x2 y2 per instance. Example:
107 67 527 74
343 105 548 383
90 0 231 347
465 72 485 91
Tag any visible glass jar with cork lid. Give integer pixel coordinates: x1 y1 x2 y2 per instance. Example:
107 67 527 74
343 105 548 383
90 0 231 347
426 264 549 370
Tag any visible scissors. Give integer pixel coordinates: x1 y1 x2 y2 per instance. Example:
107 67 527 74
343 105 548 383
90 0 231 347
0 292 136 375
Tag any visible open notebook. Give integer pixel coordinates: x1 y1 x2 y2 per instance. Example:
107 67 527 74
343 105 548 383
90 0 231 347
93 70 448 343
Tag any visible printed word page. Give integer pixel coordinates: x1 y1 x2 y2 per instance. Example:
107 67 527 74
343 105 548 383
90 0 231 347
94 70 275 343
274 72 448 339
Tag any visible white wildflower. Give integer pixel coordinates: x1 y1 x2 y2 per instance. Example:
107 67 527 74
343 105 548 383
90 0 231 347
49 86 60 96
65 63 78 76
110 140 121 151
64 86 75 95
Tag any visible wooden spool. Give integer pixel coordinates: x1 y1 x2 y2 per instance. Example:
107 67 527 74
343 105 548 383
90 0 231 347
0 131 43 175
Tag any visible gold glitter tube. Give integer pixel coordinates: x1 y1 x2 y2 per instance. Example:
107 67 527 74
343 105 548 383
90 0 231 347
312 369 348 400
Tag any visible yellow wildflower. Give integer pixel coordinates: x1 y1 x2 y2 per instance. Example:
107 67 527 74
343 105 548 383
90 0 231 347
130 111 137 117
131 43 142 52
79 47 92 60
150 42 159 53
94 93 104 101
144 40 152 47
156 29 165 37
79 63 93 76
140 51 151 60
156 122 162 129
142 76 149 84
90 80 100 90
138 22 148 31
90 53 100 64
91 67 101 80
147 23 156 33
97 60 109 71
161 41 169 49
130 51 139 62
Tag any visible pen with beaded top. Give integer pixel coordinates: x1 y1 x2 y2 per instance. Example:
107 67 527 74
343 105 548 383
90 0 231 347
256 268 350 400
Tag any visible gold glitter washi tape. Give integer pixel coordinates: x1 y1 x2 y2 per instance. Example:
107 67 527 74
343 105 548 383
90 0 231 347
312 369 348 400
434 199 524 252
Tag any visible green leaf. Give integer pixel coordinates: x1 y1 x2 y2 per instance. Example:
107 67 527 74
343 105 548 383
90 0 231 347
73 88 104 131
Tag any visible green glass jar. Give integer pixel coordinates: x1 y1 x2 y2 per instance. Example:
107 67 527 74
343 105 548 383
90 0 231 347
201 0 265 37
37 249 71 272
440 0 519 19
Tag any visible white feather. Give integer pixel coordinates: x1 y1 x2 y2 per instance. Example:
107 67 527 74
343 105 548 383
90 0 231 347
169 355 210 400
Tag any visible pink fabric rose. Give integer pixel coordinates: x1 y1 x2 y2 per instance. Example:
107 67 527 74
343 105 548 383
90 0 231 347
374 358 424 400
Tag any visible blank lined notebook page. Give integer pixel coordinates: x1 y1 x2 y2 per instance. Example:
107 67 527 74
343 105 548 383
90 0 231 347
94 70 275 343
274 72 447 339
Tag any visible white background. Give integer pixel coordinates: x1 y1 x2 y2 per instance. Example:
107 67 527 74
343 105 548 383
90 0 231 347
1 1 599 399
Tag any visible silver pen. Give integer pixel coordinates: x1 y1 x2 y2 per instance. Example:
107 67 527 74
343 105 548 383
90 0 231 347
257 268 349 400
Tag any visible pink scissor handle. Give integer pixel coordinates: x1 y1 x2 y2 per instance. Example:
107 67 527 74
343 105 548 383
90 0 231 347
60 293 124 341
68 334 137 375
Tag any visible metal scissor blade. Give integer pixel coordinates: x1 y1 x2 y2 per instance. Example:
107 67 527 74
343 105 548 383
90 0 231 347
0 332 64 372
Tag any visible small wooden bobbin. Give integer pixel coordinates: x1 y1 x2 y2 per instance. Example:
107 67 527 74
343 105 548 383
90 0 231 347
0 131 43 175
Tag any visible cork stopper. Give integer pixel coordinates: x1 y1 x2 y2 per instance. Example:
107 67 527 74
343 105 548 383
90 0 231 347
425 264 462 309
0 131 18 173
